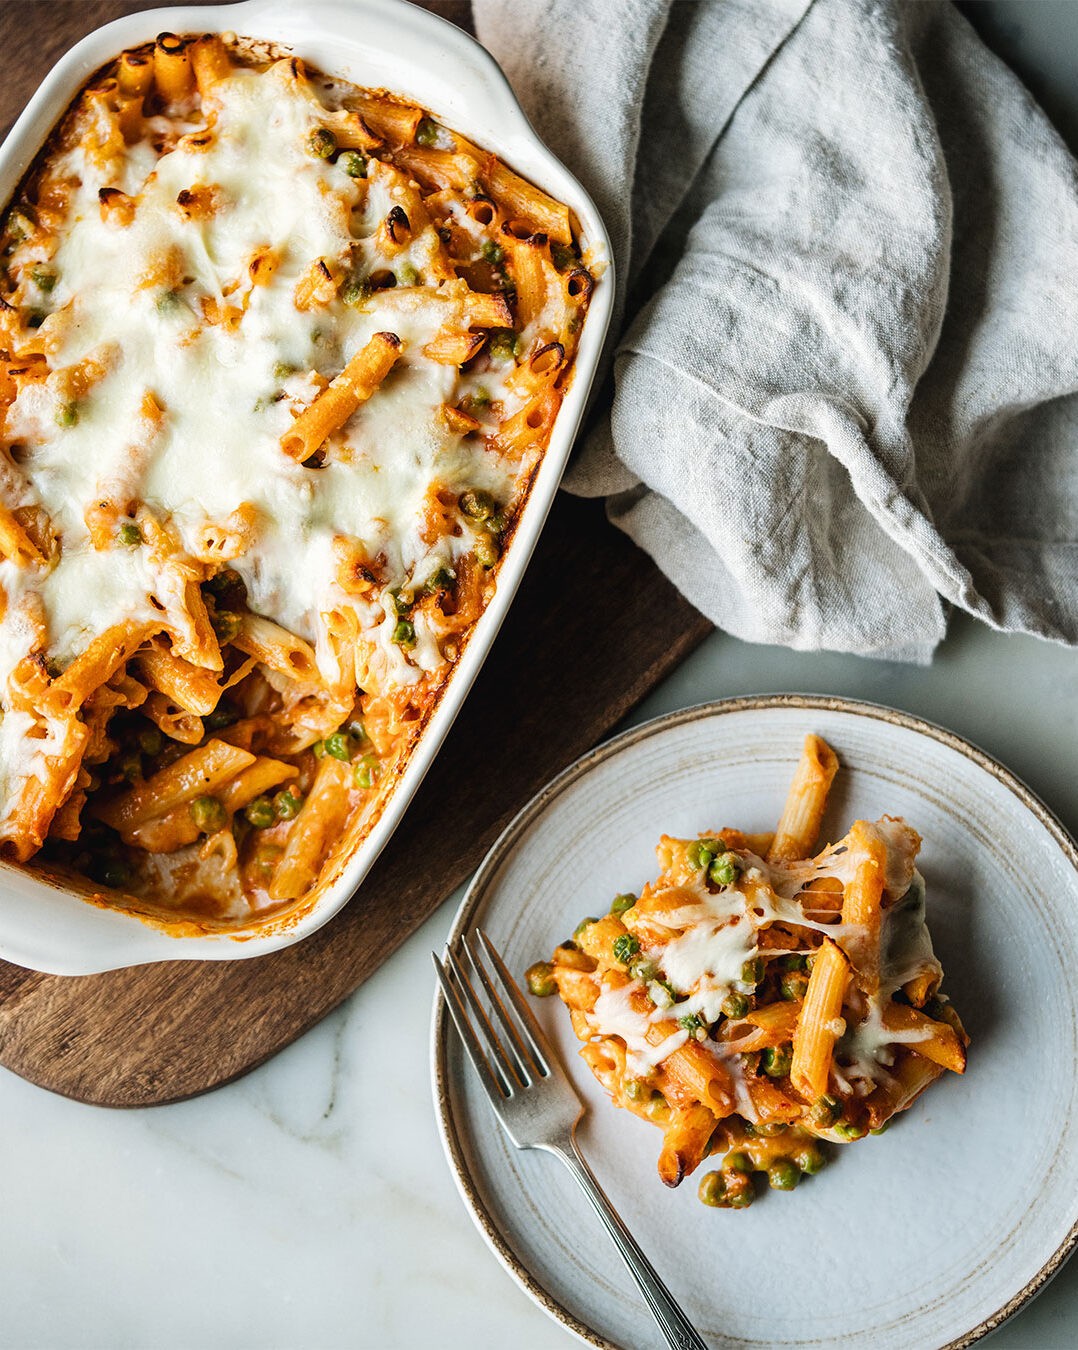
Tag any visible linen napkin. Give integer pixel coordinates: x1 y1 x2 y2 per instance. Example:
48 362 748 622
473 0 1078 661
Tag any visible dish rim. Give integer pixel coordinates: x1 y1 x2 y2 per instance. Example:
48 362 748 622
430 691 1078 1350
0 0 615 973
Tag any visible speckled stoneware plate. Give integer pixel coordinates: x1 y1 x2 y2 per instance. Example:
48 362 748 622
431 695 1078 1349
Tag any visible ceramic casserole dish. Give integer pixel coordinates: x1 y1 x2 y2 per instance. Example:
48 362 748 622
0 0 613 974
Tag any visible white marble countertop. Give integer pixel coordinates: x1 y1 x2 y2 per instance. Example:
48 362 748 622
4 2 1078 1346
2 615 1076 1349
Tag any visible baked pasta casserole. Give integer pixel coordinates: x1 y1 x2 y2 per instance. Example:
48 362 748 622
0 33 594 926
528 736 968 1207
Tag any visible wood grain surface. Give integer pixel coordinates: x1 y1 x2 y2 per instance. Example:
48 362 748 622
0 0 711 1107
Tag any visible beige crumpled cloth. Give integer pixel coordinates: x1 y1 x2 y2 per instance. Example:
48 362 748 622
473 0 1078 661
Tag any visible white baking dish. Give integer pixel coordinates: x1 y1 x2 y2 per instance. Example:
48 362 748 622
0 0 613 974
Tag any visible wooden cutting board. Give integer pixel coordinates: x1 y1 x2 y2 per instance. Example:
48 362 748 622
0 0 711 1107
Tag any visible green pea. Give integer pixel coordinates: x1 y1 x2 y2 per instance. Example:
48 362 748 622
740 957 764 986
155 289 181 314
480 239 505 266
721 992 749 1019
392 619 416 649
272 360 296 381
307 126 337 158
870 1118 892 1137
323 731 353 761
610 892 636 916
647 979 675 1010
780 971 809 1001
725 1150 752 1174
424 565 455 595
339 150 367 178
703 1167 755 1209
117 522 142 546
486 329 519 363
761 1044 792 1078
708 852 740 887
138 727 162 757
204 701 238 731
95 858 132 889
767 1159 800 1191
341 279 370 306
525 960 556 997
273 788 303 820
698 1172 727 1207
612 933 639 965
473 533 500 569
389 589 412 616
686 840 714 870
190 795 226 833
415 117 440 147
210 610 241 642
353 755 380 789
835 1119 869 1142
779 954 808 971
244 796 276 828
573 916 597 939
810 1095 842 1128
204 570 238 596
30 265 56 293
459 488 497 521
119 752 142 783
794 1143 827 1174
624 1077 651 1102
55 401 78 429
725 1182 755 1209
550 241 576 272
396 262 420 287
347 720 368 743
629 957 658 983
754 1122 788 1137
677 1012 703 1033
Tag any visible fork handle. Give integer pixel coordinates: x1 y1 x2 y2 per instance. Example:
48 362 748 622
547 1135 709 1350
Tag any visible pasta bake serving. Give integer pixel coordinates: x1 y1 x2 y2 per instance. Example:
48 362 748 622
0 33 594 926
527 736 968 1208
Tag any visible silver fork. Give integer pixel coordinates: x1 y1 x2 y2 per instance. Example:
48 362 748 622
434 929 708 1350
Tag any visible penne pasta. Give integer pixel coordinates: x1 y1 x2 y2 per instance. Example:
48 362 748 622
790 938 849 1101
529 740 967 1208
153 33 194 106
280 331 402 460
135 640 222 717
767 734 840 862
93 738 256 832
233 613 321 687
268 755 352 901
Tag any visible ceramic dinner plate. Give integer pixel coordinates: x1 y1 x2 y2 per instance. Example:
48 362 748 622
431 695 1078 1349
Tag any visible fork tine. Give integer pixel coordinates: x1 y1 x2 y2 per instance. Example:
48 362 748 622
432 952 509 1103
475 928 553 1076
445 944 525 1091
461 931 543 1083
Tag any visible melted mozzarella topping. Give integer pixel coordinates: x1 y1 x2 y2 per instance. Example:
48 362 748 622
651 888 758 1024
586 982 691 1076
0 65 525 805
587 823 940 1100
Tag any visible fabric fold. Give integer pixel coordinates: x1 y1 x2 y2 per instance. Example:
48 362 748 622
474 0 1078 660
